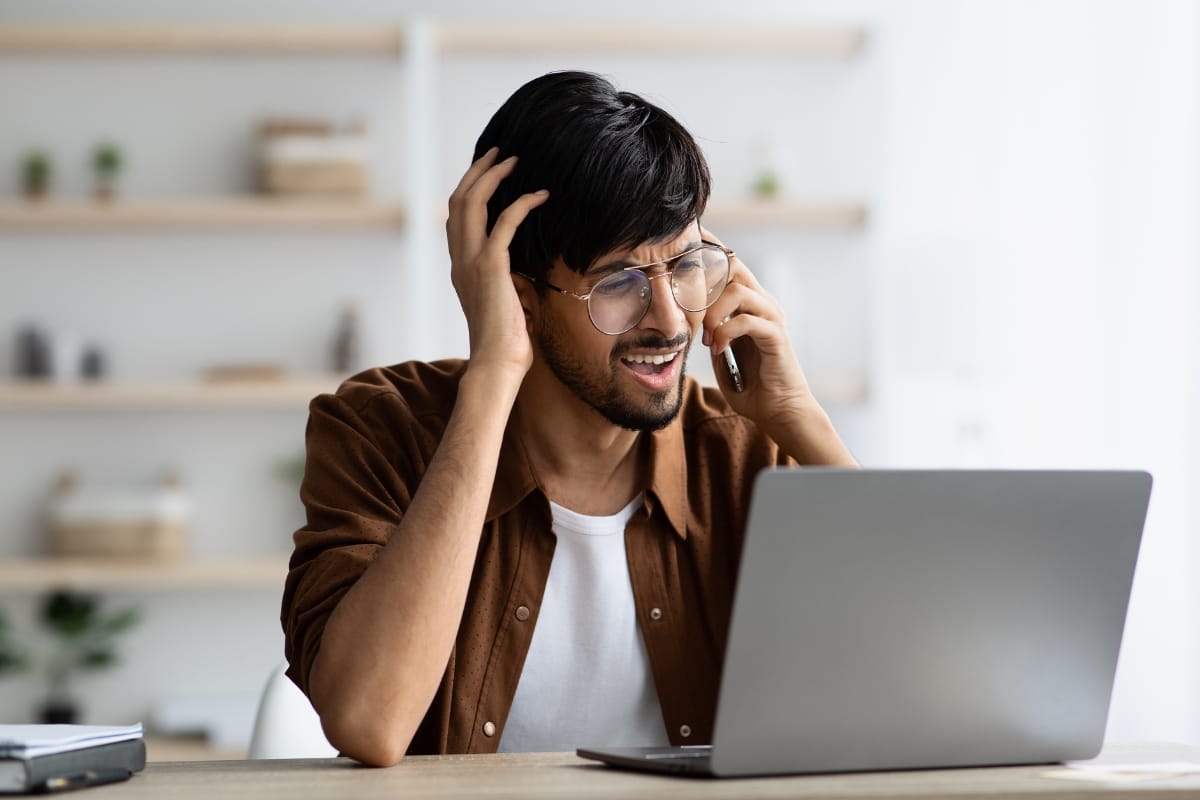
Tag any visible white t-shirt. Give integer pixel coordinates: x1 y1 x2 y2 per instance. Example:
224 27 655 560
497 494 670 752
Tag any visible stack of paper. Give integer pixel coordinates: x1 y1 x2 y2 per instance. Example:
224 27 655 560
0 723 145 793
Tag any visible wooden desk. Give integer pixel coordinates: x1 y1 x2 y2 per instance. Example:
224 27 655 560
83 743 1200 798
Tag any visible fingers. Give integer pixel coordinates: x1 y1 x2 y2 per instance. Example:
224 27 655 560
484 190 551 255
708 312 776 356
703 281 783 350
463 154 519 210
447 148 520 263
448 148 499 244
451 146 500 200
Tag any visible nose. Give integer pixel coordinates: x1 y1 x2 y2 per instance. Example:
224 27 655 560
635 271 687 336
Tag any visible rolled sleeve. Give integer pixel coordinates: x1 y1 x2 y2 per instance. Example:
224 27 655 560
281 387 424 696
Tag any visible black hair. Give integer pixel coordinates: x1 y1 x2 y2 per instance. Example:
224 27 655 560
472 71 711 285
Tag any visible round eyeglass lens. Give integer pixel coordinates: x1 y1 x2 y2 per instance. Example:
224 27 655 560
672 245 730 312
588 270 651 335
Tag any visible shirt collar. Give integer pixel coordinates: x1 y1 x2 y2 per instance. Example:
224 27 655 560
644 415 689 540
486 414 538 522
486 410 689 540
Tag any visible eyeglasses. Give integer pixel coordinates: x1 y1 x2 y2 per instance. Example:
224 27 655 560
518 240 734 335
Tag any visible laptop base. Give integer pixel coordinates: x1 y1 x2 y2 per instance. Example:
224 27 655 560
576 746 715 777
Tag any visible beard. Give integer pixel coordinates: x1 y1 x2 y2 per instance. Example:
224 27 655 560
535 315 689 432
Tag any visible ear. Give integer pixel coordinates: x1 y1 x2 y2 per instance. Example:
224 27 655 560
512 272 539 333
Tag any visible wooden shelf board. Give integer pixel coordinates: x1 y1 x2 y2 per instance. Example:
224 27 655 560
0 377 341 412
0 23 865 58
0 557 288 591
704 201 867 230
0 199 405 232
437 23 866 57
0 24 405 56
430 200 866 231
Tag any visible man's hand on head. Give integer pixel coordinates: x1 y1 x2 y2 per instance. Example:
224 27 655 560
446 147 549 382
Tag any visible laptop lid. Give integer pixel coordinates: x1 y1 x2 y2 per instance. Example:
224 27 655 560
709 469 1151 777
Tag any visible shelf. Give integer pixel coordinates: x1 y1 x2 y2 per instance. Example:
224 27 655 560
0 199 860 233
704 201 867 230
431 200 866 231
0 24 405 57
0 199 406 232
436 23 866 57
0 557 288 591
0 377 341 412
0 23 865 59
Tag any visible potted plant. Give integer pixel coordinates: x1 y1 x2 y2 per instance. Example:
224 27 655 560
91 142 124 202
36 590 140 724
751 169 781 200
21 151 52 200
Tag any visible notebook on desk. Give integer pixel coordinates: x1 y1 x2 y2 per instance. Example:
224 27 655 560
578 469 1152 778
0 723 145 793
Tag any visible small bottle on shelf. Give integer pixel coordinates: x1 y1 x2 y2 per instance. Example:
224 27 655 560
330 303 360 374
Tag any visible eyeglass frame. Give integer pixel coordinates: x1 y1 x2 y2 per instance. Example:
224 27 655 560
515 239 736 336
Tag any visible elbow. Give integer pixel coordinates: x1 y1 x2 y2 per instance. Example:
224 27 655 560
317 701 417 767
343 740 408 769
306 644 425 766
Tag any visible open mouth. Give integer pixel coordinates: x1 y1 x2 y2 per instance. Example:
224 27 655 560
619 350 683 389
621 351 680 375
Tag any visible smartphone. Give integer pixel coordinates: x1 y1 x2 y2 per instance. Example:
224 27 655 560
723 347 745 393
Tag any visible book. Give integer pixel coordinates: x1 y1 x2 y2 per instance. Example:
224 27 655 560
0 725 145 794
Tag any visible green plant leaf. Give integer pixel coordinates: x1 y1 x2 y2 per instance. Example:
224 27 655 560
92 142 122 174
22 151 51 180
79 649 116 670
33 590 140 690
0 649 29 674
98 608 140 636
41 591 100 637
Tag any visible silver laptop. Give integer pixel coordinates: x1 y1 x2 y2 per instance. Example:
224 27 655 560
578 469 1152 777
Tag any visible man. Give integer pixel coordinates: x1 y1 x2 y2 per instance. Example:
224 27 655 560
281 71 856 767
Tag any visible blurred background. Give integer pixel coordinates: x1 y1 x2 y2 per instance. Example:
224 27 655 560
0 0 1195 759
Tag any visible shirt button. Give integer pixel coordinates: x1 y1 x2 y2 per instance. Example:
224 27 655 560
483 721 497 737
649 607 663 621
679 724 692 738
515 605 530 621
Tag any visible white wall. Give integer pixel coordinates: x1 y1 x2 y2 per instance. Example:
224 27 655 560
1 0 1196 749
875 0 1200 745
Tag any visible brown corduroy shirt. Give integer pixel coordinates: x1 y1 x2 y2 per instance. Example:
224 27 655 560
281 358 795 755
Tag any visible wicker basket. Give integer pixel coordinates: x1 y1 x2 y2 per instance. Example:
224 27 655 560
46 470 191 561
50 520 187 560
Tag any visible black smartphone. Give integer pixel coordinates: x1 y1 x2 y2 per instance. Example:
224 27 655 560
723 347 745 393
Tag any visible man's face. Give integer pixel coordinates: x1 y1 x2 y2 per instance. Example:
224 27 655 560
533 224 704 432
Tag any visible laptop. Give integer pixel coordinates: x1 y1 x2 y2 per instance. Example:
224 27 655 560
578 468 1152 777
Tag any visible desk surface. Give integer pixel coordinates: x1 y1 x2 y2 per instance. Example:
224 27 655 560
84 743 1200 799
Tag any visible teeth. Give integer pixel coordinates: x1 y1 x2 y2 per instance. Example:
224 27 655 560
623 351 679 365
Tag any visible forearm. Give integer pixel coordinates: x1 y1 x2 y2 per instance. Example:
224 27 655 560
308 365 521 765
765 399 859 467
